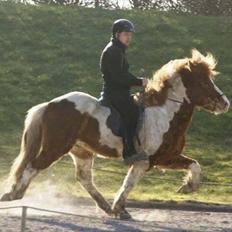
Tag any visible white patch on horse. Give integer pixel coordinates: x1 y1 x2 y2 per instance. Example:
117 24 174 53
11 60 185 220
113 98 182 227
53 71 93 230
25 102 47 129
210 79 230 113
189 162 201 176
187 162 201 188
15 164 37 191
92 105 123 153
51 92 97 114
137 76 189 156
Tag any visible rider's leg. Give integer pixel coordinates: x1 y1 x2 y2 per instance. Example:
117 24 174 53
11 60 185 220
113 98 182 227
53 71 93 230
121 99 138 156
117 96 148 165
106 93 148 165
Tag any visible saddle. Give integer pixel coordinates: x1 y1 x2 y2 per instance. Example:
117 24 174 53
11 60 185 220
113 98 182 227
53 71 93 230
98 95 145 146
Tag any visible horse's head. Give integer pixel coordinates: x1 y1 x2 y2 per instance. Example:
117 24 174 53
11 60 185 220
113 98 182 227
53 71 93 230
178 49 230 114
135 49 230 114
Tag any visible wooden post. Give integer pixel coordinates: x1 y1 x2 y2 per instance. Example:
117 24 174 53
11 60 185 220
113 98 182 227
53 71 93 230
21 206 27 232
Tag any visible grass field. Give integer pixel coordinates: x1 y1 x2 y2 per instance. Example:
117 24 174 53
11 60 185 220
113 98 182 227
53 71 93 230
0 2 231 204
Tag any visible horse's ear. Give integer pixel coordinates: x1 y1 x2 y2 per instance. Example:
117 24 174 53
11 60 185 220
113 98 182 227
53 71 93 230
189 60 195 67
184 60 193 72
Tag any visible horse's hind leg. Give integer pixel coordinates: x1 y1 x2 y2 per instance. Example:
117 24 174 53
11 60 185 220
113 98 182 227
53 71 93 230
0 149 64 201
69 146 113 216
1 140 74 201
1 163 39 201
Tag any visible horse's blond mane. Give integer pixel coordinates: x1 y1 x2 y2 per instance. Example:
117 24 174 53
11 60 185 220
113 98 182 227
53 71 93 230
191 48 218 73
146 48 218 93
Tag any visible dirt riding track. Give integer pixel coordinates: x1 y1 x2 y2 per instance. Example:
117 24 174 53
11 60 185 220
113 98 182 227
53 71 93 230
0 197 232 232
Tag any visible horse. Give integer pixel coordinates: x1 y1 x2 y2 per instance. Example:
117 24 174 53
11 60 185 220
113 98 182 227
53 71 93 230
0 49 230 220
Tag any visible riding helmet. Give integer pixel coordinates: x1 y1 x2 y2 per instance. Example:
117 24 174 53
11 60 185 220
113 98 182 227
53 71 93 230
112 19 135 38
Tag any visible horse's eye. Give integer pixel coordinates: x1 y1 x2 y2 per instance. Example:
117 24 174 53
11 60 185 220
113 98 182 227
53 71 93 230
200 82 208 88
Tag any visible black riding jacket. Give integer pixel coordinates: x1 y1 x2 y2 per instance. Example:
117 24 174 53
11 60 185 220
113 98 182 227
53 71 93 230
100 37 143 97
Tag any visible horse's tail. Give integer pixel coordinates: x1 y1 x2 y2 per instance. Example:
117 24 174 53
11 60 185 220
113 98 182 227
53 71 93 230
8 102 48 183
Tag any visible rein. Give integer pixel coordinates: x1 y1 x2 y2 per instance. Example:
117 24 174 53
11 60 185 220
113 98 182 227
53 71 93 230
141 90 225 106
138 88 185 105
167 97 184 104
202 92 225 110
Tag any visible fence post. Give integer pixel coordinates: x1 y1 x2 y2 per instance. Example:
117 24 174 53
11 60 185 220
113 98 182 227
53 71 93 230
21 206 27 232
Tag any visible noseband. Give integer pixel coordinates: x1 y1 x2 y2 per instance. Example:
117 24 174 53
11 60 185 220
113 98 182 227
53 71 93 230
168 92 225 105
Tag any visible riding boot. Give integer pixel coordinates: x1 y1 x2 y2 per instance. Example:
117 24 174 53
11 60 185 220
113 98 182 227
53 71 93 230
122 127 148 166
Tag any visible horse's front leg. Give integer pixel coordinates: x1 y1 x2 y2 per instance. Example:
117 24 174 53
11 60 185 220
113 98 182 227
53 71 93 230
176 155 201 193
158 154 201 193
112 160 149 220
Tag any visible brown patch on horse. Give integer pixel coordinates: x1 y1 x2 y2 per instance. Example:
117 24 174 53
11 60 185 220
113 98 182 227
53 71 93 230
32 99 119 170
147 101 195 171
70 145 93 159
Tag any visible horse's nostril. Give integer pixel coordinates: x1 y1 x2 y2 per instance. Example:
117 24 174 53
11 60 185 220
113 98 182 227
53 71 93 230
224 100 230 109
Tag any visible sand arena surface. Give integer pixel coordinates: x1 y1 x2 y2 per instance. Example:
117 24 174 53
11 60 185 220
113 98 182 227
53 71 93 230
0 192 231 232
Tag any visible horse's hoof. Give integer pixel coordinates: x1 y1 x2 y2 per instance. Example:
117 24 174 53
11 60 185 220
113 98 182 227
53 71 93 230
103 207 114 217
0 193 13 201
119 210 132 220
177 183 193 194
113 209 132 220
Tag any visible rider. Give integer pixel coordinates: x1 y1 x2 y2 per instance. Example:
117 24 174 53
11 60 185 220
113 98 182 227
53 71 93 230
99 19 149 165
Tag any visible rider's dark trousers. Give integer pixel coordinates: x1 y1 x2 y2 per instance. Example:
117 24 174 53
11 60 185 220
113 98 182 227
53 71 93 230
103 91 139 158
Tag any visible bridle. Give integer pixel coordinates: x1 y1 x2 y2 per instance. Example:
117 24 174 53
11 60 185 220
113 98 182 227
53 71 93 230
138 88 185 105
139 84 225 107
168 92 225 106
167 97 184 104
218 93 225 98
202 92 225 111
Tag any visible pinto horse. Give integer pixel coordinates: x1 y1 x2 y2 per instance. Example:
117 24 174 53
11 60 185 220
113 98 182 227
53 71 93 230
0 49 230 219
